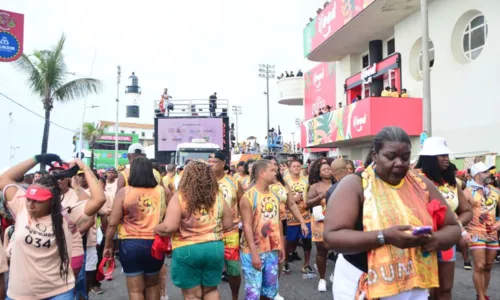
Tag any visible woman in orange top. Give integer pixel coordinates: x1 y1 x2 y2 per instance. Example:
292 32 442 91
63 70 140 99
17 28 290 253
306 158 333 293
0 155 106 300
104 157 168 300
155 161 233 300
324 127 461 299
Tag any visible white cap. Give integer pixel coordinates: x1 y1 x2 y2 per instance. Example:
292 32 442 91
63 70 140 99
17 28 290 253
419 137 452 156
128 143 146 155
470 162 494 177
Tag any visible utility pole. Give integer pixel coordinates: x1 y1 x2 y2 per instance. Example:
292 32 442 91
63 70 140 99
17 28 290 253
258 64 275 153
77 49 97 158
115 66 121 168
231 105 242 143
420 0 432 135
291 132 295 153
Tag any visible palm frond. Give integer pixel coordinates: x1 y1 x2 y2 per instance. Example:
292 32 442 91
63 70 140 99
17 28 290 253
52 78 103 102
82 122 108 147
13 54 44 97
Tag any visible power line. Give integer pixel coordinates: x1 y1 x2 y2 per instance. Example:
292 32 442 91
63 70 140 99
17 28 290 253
0 92 77 133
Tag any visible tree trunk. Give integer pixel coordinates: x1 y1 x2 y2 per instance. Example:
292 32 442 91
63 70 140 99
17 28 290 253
90 147 95 170
40 108 51 171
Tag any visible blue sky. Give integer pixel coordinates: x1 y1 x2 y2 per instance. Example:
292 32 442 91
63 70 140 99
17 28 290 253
0 0 325 168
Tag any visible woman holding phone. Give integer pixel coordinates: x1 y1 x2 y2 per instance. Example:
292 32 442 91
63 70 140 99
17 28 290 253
0 154 106 300
323 127 461 300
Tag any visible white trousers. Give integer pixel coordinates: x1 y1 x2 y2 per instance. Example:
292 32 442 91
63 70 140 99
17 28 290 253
332 254 428 300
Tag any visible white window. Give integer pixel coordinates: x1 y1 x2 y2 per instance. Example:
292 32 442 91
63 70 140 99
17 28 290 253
418 40 435 76
463 15 488 60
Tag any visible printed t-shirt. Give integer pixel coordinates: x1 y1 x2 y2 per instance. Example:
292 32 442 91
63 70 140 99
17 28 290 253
270 183 288 221
285 176 310 225
105 180 118 196
118 186 166 240
172 192 224 249
5 186 91 300
162 175 175 191
238 175 251 191
465 186 499 241
437 183 459 212
240 187 282 254
61 189 84 257
218 175 240 229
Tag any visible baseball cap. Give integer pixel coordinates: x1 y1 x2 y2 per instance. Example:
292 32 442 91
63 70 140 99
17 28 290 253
25 185 53 201
419 137 452 156
106 167 117 172
128 143 146 155
209 151 226 161
470 162 495 177
49 162 70 172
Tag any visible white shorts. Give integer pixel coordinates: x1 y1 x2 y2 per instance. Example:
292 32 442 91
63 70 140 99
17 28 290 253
85 246 98 271
332 254 429 300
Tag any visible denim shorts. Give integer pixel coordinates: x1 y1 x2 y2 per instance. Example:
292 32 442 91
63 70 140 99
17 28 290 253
7 288 75 300
120 239 164 277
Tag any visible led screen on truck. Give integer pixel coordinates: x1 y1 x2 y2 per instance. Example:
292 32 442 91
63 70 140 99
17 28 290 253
157 118 224 151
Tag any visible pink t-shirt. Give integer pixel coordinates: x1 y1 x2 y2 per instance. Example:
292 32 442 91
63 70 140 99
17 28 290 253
61 189 85 257
6 186 90 299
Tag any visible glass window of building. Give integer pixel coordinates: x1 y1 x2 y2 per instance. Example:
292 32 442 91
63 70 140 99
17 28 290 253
418 40 435 76
362 54 369 68
463 15 488 60
387 38 395 56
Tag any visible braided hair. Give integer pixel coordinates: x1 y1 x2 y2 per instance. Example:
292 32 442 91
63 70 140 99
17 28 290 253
35 175 70 282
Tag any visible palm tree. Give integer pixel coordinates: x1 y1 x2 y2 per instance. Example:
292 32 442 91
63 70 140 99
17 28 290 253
82 122 108 169
15 33 102 170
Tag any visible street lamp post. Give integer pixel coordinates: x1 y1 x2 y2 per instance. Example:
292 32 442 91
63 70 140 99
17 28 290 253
115 66 121 168
231 105 242 143
291 132 295 153
258 64 275 153
8 112 12 166
420 0 432 135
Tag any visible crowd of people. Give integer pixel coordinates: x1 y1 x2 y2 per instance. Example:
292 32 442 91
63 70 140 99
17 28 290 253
277 70 303 80
305 1 331 27
0 126 499 300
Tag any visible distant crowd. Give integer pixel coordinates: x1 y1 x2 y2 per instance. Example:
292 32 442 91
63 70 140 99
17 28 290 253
277 70 303 80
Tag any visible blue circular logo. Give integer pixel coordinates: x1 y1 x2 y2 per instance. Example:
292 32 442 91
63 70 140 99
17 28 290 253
121 153 128 159
0 32 19 60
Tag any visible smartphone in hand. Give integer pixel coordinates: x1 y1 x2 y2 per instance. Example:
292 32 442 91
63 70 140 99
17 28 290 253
412 226 432 236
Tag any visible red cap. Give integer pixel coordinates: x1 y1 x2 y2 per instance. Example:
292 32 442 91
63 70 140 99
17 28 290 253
49 162 70 172
25 186 53 201
456 170 467 177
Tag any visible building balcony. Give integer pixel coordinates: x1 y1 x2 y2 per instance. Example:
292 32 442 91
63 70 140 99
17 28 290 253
276 77 304 106
303 0 426 61
301 96 422 148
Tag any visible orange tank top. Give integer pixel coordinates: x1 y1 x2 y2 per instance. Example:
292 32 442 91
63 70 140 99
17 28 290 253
172 192 224 249
240 186 282 254
117 186 165 239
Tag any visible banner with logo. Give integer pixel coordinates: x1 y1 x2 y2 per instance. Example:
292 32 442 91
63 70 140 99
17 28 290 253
0 9 24 62
304 62 336 120
157 117 224 151
303 97 422 148
304 100 370 147
303 0 375 57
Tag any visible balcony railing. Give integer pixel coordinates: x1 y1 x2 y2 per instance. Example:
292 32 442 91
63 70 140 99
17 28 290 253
276 77 304 105
154 99 229 118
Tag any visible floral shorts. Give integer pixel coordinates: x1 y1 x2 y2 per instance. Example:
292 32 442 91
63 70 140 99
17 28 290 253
240 251 279 300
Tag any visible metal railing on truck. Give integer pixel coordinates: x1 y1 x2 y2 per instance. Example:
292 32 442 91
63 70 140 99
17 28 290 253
154 99 229 117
